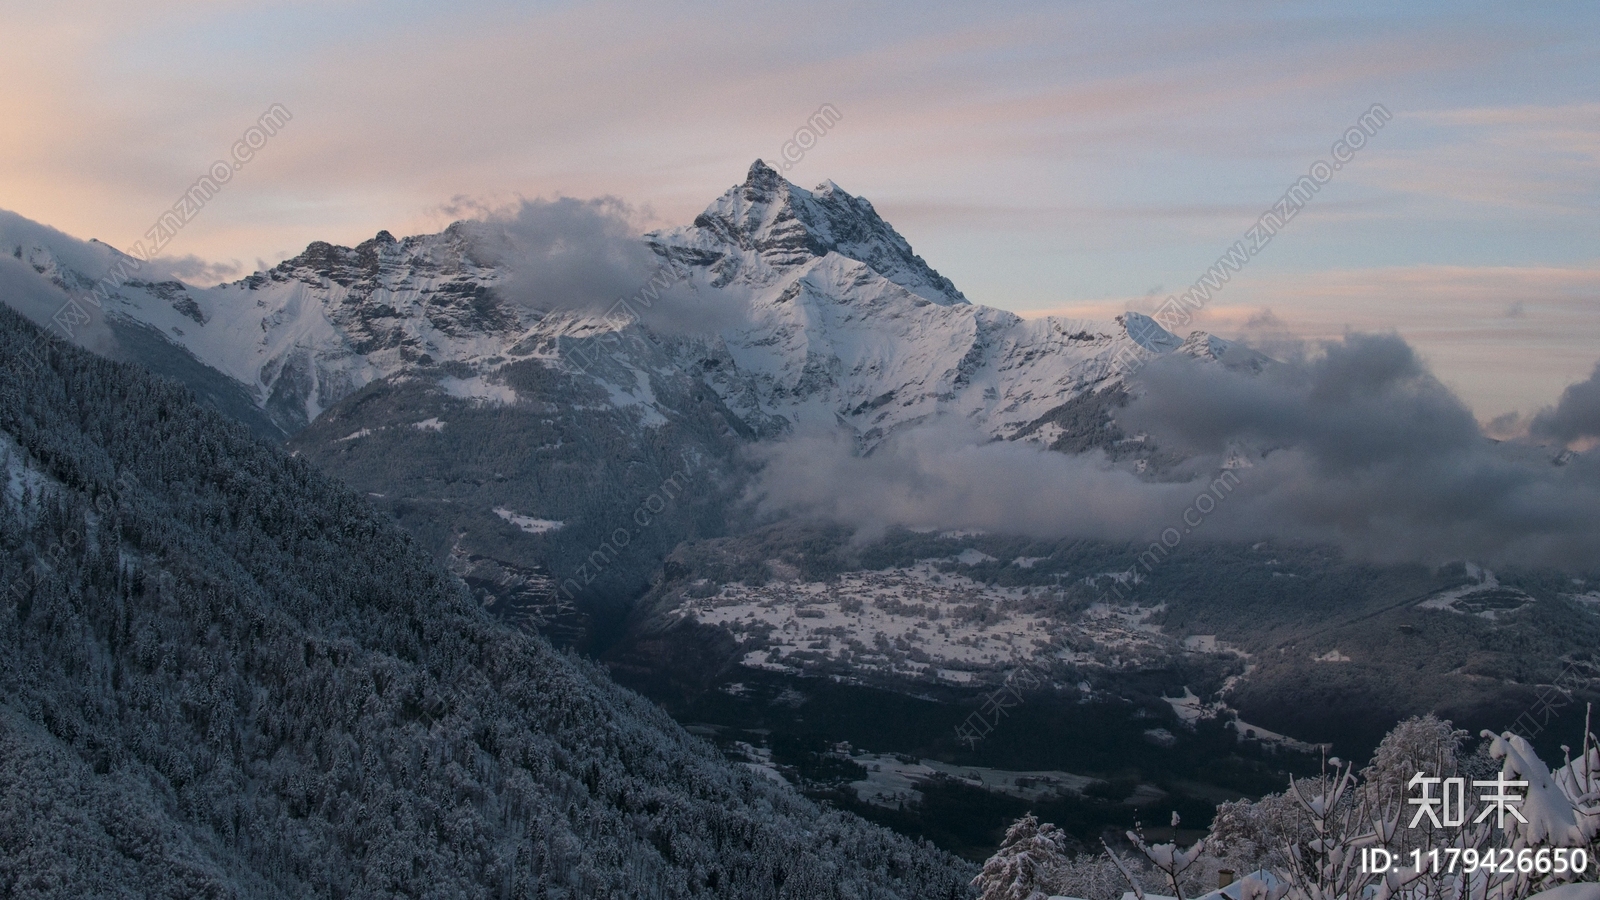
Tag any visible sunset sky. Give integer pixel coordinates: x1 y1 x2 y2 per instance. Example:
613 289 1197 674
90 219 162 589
3 0 1596 421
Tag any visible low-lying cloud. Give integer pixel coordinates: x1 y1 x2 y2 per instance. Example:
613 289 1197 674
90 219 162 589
0 211 121 357
1123 333 1600 567
460 197 750 334
747 423 1208 545
750 332 1600 570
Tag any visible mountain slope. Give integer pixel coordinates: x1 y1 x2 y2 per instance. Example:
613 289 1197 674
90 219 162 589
0 305 974 898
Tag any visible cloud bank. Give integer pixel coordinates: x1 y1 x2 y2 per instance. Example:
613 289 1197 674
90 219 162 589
1530 362 1600 447
750 333 1600 569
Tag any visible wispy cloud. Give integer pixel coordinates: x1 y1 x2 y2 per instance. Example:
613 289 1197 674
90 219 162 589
1360 103 1600 214
1023 263 1600 419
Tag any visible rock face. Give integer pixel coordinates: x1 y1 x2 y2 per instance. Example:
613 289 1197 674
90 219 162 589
669 159 969 305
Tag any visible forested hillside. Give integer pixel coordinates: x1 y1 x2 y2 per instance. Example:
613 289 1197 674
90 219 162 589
0 305 973 898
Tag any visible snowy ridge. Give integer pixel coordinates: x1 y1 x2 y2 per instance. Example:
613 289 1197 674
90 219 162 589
651 159 968 306
2 163 1243 447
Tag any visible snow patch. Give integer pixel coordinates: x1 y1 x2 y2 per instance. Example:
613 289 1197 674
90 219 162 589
1564 591 1600 613
1 431 51 512
729 741 789 786
1418 569 1535 619
598 367 670 427
410 417 445 431
1230 718 1328 754
1023 423 1065 446
844 751 1095 808
439 375 518 405
493 507 565 534
1143 727 1177 748
1164 687 1213 725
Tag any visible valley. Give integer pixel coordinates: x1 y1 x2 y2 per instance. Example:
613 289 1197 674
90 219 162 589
4 161 1598 866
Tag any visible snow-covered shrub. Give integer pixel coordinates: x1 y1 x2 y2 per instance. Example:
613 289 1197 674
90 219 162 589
978 715 1598 900
1362 715 1469 812
1050 850 1154 900
1119 816 1209 900
973 814 1076 900
1211 789 1308 875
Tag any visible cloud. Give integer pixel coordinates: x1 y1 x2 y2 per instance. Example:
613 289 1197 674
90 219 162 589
0 254 121 358
140 254 245 285
1483 411 1530 441
462 197 751 335
0 209 123 356
750 333 1600 569
747 422 1202 545
1026 263 1600 421
1530 362 1600 447
1118 335 1600 566
466 197 658 313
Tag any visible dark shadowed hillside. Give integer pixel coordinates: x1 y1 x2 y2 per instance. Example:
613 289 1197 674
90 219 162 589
0 305 974 898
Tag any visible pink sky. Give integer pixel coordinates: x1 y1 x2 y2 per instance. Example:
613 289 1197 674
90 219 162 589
2 1 1597 420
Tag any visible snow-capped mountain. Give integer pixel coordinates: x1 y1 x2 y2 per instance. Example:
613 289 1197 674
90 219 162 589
2 163 1262 647
653 159 969 306
1 161 1247 448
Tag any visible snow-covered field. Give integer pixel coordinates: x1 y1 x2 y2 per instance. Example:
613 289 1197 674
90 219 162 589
1565 590 1600 613
492 507 565 534
1163 686 1329 754
842 752 1098 808
673 558 1181 684
1417 568 1536 619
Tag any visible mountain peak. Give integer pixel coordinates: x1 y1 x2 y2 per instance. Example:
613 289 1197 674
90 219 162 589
745 158 783 188
658 163 968 305
1116 311 1183 353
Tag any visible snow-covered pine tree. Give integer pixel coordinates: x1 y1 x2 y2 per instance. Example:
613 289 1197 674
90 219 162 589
973 813 1075 900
